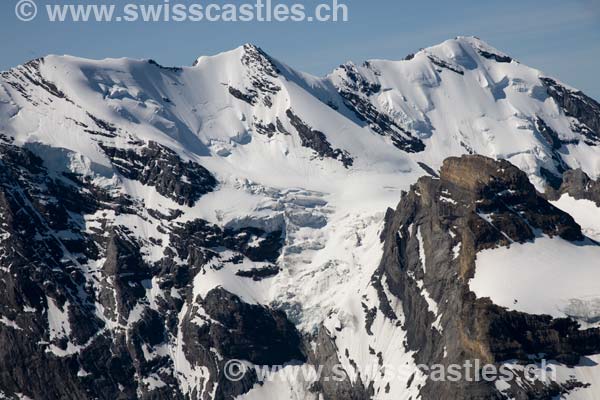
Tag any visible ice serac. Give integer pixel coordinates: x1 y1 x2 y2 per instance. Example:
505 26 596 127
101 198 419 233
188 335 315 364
1 37 600 399
377 154 600 399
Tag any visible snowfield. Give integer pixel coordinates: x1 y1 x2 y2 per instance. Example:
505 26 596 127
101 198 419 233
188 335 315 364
553 195 600 242
471 236 600 325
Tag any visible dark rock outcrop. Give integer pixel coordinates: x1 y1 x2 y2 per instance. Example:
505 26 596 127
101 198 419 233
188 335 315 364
228 85 258 105
168 219 284 266
546 168 600 207
0 143 142 399
476 49 512 63
0 140 291 400
375 155 599 399
235 265 280 281
541 77 600 145
1 58 71 105
98 228 151 323
101 141 217 206
306 326 375 400
252 117 289 138
228 44 281 108
427 54 465 75
286 109 354 167
180 288 306 400
200 288 305 365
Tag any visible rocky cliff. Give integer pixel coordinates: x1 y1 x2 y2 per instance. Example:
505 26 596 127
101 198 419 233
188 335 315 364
375 155 600 399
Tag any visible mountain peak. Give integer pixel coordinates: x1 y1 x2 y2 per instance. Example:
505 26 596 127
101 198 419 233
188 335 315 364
240 42 262 52
427 35 514 64
192 42 271 67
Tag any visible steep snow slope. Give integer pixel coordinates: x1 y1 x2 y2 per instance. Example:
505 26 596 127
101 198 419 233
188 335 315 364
325 36 600 188
1 37 600 399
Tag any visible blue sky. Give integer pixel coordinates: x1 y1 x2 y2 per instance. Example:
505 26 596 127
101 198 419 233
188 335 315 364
2 0 600 99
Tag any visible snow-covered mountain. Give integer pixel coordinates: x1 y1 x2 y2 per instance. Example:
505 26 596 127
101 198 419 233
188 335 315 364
0 36 600 399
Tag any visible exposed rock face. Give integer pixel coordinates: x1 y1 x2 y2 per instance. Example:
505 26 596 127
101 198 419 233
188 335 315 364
101 141 217 207
228 86 258 105
197 288 305 365
440 155 583 244
99 228 151 323
375 155 600 399
180 288 306 400
534 117 572 188
306 326 375 400
476 49 512 63
541 77 600 146
286 109 354 167
252 117 289 138
168 219 284 265
0 142 131 399
546 168 600 206
228 44 281 108
427 53 465 75
0 139 298 400
1 58 70 103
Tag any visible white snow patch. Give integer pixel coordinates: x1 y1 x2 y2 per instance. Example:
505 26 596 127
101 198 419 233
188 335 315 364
0 316 22 331
236 365 318 400
471 236 600 321
416 227 427 272
552 195 600 242
47 297 71 340
452 242 462 259
143 374 167 390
